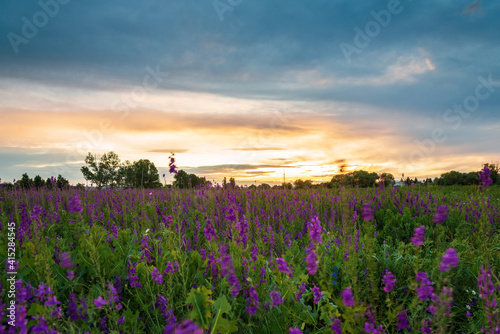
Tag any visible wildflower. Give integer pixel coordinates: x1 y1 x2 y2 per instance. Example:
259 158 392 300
410 225 426 246
397 309 410 331
382 271 396 292
361 203 374 221
341 287 354 306
478 165 493 189
433 205 449 224
44 296 61 307
305 242 318 275
270 289 284 307
164 261 179 274
246 286 259 315
93 296 107 308
59 252 74 268
168 154 178 175
416 272 434 301
312 286 322 305
276 257 292 275
296 282 307 301
151 268 163 284
466 311 472 317
173 320 203 334
289 328 303 334
68 193 83 213
203 219 216 242
308 216 323 243
221 254 240 297
331 316 342 334
439 248 459 272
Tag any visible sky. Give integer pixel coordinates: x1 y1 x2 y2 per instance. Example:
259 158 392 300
1 0 499 185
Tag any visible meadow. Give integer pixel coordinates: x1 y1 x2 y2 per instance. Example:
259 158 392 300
0 184 499 333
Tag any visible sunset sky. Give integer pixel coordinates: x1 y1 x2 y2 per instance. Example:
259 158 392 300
1 0 499 185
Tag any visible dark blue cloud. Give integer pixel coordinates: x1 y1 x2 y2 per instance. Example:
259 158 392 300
0 1 499 130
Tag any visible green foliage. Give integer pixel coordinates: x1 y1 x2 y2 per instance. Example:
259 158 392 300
186 286 214 329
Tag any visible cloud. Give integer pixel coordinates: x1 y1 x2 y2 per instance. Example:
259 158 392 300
228 147 285 151
148 149 190 153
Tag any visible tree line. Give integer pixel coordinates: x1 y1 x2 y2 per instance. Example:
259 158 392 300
1 151 498 190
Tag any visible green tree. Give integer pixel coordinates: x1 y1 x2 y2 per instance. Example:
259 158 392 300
174 170 190 189
81 151 121 188
33 175 45 188
352 170 379 188
294 179 313 189
56 174 70 189
19 173 32 189
132 159 162 188
380 173 395 186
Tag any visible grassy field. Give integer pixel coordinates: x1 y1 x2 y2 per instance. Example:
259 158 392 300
1 184 499 333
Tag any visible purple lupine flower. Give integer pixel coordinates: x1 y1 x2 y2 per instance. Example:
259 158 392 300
68 193 83 213
44 296 61 307
312 286 322 305
433 205 449 224
173 320 203 334
397 309 410 331
270 289 284 307
289 328 303 334
305 242 318 275
416 272 434 301
164 261 179 274
203 219 216 242
251 245 259 262
151 268 164 284
221 254 240 297
410 225 426 246
308 216 323 244
93 296 107 308
67 270 75 280
361 203 374 221
478 165 493 189
477 265 497 312
341 287 354 306
118 316 125 325
296 282 307 301
68 293 78 321
59 252 74 268
246 286 260 315
439 248 459 272
276 257 292 275
382 271 396 292
168 154 178 175
331 316 342 334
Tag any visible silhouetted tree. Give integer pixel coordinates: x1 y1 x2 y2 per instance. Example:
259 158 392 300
81 151 121 188
33 175 45 188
